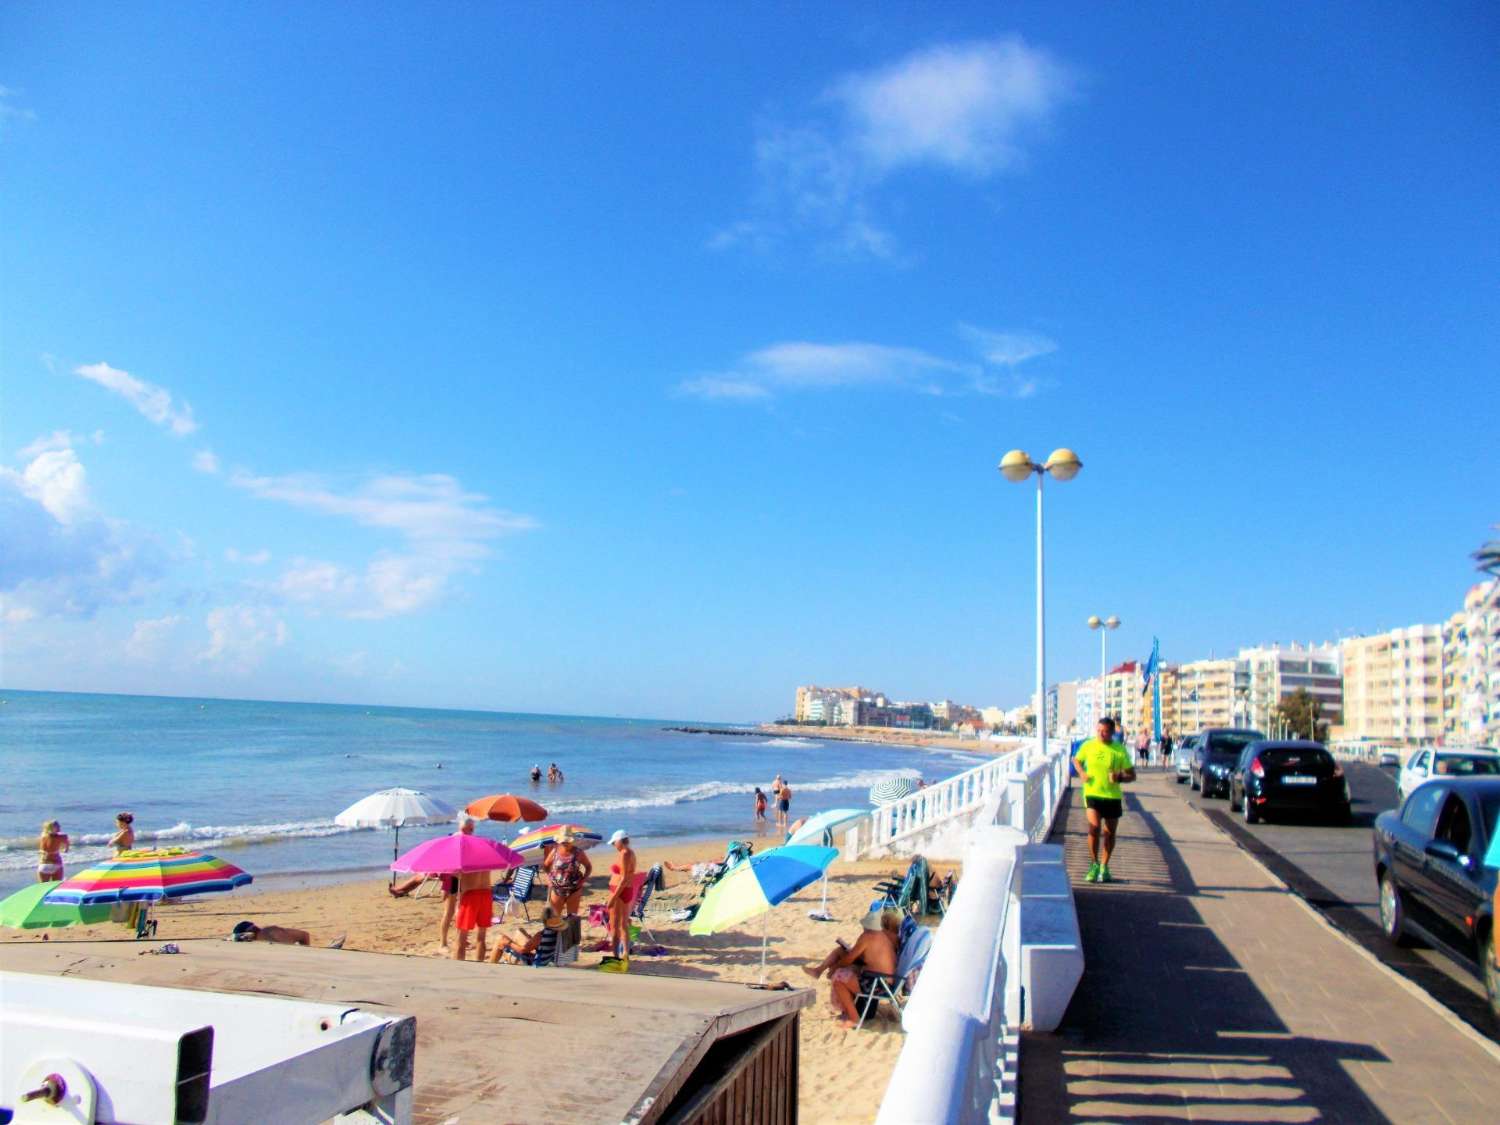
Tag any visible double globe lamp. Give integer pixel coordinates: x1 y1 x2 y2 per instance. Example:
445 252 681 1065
998 449 1082 758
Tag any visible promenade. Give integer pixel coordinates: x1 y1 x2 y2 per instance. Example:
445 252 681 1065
1020 771 1500 1122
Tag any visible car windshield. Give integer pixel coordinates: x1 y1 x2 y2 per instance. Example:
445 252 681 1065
1207 733 1260 759
1434 755 1500 777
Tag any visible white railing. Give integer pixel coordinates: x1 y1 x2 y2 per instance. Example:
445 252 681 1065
843 739 1071 860
875 738 1073 1124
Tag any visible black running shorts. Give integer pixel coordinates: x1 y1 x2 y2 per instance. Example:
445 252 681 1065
1085 796 1123 821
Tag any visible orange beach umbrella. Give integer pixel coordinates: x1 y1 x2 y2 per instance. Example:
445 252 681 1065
466 794 548 823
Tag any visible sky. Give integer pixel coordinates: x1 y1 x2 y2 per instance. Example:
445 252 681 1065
3 3 1498 721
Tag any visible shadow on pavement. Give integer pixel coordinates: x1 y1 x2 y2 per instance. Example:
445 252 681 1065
1022 788 1391 1124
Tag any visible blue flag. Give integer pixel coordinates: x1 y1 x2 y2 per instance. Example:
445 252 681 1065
1141 636 1159 695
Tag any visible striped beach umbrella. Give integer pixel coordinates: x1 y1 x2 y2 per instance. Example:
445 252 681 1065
0 883 111 930
869 776 918 806
509 824 601 859
690 845 838 983
44 848 252 905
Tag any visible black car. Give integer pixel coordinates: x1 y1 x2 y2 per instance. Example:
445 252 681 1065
1373 777 1500 1022
1228 740 1351 824
1191 728 1265 798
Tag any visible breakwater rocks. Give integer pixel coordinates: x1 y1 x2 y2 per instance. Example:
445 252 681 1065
663 726 761 736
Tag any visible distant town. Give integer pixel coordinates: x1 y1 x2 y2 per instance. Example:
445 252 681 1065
790 578 1499 748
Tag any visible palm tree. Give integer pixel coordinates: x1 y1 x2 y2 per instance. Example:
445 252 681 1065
1476 528 1500 581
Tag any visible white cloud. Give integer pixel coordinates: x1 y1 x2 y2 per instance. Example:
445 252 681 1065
0 85 36 130
18 429 103 460
676 328 1055 402
0 442 165 618
126 614 184 663
199 604 288 672
225 547 272 565
720 37 1074 257
232 470 536 618
74 361 197 436
193 449 220 474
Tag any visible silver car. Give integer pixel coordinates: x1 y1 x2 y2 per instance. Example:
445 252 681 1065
1174 734 1200 784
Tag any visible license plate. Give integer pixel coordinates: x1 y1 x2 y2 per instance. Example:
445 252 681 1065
1281 775 1317 786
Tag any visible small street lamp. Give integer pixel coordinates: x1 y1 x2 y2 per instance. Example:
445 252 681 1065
1000 449 1083 759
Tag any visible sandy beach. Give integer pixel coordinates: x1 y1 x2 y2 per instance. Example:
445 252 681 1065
760 721 1023 755
2 837 960 1124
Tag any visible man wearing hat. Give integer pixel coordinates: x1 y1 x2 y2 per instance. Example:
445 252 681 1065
801 909 900 1030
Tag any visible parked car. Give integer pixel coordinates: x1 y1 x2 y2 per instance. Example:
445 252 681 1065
1396 747 1500 801
1174 734 1201 784
1228 740 1351 824
1378 747 1402 768
1191 728 1265 798
1373 777 1500 1022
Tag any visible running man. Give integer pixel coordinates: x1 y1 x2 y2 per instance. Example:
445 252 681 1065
1074 717 1135 884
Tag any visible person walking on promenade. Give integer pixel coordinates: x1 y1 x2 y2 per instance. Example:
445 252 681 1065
1074 717 1135 884
1135 729 1151 769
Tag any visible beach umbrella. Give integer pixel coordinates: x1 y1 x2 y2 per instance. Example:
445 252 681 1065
466 794 548 823
44 848 252 905
0 883 111 930
869 776 918 806
392 832 527 875
335 788 458 881
509 823 602 859
787 809 866 921
690 844 838 984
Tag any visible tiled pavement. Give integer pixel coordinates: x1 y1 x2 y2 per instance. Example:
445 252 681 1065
1019 772 1500 1122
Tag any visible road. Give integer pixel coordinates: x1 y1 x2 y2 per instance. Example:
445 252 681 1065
1170 760 1497 1041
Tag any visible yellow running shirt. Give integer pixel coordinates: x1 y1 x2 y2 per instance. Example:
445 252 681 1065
1075 738 1132 800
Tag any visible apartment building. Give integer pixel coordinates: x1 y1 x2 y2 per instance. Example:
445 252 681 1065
1341 625 1446 744
1237 643 1343 737
1176 658 1237 731
1045 681 1082 738
1445 581 1500 744
1101 662 1143 737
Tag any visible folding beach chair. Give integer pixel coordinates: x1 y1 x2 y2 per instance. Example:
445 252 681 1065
629 867 661 946
871 856 928 914
855 923 934 1030
494 865 536 920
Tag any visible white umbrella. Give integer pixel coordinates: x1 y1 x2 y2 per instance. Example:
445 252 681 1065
787 808 867 921
869 776 918 806
335 788 457 880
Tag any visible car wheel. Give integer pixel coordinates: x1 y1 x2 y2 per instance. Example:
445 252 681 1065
1483 929 1500 1026
1378 872 1409 946
1176 774 1187 785
1190 774 1200 792
1243 795 1259 824
1229 788 1242 812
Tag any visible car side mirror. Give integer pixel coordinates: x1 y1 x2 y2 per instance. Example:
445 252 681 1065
1424 840 1460 863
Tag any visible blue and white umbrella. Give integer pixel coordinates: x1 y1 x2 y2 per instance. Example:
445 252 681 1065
869 776 918 806
787 808 866 920
690 845 838 982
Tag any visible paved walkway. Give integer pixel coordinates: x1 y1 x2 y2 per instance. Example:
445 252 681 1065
1020 771 1500 1122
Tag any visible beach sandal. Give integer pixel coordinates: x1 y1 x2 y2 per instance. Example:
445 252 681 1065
746 980 791 991
327 935 346 949
598 958 628 973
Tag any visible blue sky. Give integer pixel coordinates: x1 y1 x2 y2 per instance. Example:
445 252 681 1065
3 3 1497 720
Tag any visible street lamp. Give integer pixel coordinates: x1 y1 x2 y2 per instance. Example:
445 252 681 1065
1000 449 1083 760
1087 614 1120 731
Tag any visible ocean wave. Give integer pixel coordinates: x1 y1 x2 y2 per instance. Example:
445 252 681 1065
547 767 920 815
755 737 820 748
0 817 359 872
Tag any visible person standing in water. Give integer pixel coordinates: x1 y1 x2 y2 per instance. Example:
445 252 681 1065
110 812 135 854
37 820 69 882
776 780 793 831
754 787 768 828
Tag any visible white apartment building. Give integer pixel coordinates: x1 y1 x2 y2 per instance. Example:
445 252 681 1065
1045 681 1082 738
1176 659 1237 731
1101 663 1143 738
1341 625 1445 745
1237 643 1343 736
1445 581 1500 744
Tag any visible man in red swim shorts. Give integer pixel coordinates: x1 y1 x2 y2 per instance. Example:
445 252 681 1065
453 815 494 961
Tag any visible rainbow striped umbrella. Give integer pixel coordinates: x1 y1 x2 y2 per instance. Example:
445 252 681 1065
43 848 253 905
509 824 601 859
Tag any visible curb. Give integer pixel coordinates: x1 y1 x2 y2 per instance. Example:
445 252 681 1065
1179 783 1500 1066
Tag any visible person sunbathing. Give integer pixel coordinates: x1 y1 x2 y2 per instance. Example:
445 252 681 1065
231 920 344 948
487 907 564 964
802 909 900 1030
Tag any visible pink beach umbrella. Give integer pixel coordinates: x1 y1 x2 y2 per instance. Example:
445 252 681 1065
392 833 526 875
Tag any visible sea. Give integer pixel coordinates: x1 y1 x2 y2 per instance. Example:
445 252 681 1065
0 690 990 897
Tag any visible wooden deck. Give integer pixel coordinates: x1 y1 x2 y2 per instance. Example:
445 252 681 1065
0 939 811 1124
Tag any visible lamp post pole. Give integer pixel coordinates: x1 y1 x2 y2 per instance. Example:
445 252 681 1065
1087 615 1120 724
1001 448 1083 762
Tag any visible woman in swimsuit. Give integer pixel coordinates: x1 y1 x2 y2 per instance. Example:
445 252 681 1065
543 828 592 917
754 787 767 826
37 820 69 882
601 829 637 971
110 812 136 854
